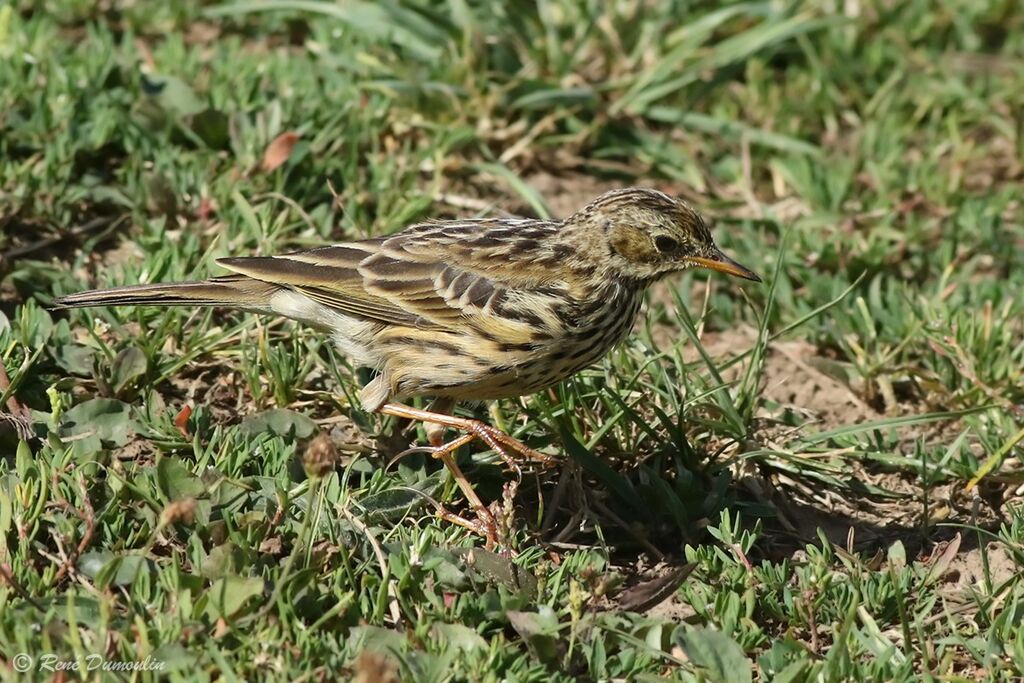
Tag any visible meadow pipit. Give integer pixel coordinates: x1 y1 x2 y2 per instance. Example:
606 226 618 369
54 188 760 543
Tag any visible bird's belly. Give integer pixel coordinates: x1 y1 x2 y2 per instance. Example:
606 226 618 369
407 348 594 401
391 312 640 402
377 285 644 402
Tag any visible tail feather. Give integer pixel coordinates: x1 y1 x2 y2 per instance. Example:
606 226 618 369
51 276 278 310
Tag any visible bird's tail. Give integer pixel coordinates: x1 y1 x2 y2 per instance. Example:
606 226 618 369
51 275 278 310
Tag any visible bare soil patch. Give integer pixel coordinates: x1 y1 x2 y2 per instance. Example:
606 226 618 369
675 325 872 431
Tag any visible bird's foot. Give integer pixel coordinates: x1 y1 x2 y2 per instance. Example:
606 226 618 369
433 505 503 549
379 402 556 473
377 402 555 548
462 420 556 475
428 433 507 548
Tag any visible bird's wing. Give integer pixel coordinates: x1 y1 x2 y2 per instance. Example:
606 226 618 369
216 240 433 328
215 219 571 338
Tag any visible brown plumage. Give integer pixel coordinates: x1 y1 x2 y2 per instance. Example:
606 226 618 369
54 187 760 544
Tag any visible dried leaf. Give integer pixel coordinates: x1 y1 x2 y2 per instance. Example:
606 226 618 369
354 650 399 683
922 532 962 587
615 563 695 613
174 404 192 438
261 131 300 172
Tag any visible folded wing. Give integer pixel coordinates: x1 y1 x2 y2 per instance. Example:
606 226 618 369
216 219 570 339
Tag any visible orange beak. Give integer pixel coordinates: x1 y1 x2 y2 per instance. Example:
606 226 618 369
688 252 761 282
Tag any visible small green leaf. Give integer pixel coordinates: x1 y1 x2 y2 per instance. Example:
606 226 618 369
454 547 537 600
191 108 230 149
506 607 560 664
887 540 906 569
0 7 11 52
773 660 811 683
110 346 147 394
675 628 752 683
420 549 469 589
348 625 406 653
239 408 317 439
92 554 153 589
78 550 115 579
966 423 1024 491
430 623 486 653
54 343 96 376
149 644 192 673
359 485 432 522
157 458 206 500
60 398 135 446
141 72 206 118
0 487 12 551
205 576 265 620
18 300 54 349
202 543 249 580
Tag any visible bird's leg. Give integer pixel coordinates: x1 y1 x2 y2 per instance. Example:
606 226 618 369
428 433 503 547
378 402 556 471
380 401 503 546
379 400 558 547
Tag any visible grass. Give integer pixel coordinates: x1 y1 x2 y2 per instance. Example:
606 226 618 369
1 0 1023 679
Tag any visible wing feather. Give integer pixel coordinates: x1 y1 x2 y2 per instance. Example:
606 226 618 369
215 218 570 336
217 253 438 329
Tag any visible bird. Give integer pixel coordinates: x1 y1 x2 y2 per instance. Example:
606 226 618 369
53 187 761 544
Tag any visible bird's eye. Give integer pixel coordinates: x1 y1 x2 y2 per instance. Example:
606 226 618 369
654 235 679 253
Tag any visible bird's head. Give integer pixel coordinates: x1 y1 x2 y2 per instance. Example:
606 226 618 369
571 188 761 284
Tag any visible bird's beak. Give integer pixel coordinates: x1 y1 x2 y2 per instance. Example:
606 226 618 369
688 251 762 282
